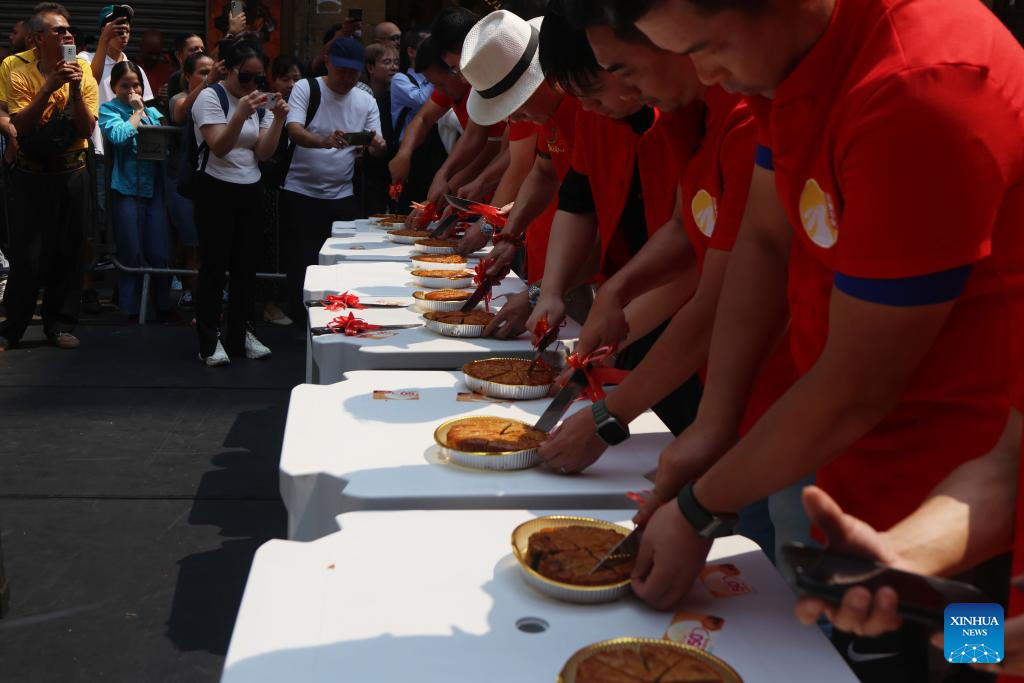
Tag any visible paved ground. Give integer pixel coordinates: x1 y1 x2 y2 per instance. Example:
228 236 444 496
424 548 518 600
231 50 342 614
0 296 303 682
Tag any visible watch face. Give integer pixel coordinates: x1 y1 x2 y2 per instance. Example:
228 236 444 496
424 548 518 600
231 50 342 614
597 417 629 446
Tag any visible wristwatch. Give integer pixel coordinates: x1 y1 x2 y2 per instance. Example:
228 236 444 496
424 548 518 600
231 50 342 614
527 283 542 308
480 221 495 237
676 482 738 539
592 399 629 446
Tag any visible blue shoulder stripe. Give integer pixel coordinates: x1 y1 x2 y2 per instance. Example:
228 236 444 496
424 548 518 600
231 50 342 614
834 266 972 307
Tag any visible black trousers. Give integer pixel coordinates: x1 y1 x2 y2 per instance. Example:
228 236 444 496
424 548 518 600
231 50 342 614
1 166 89 343
396 126 446 211
193 173 262 357
281 189 359 323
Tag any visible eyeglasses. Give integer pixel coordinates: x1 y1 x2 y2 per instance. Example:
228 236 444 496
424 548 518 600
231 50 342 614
48 25 77 36
386 34 401 42
237 70 265 84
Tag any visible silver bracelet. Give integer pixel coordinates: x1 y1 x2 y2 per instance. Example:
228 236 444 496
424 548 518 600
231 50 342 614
480 221 495 237
527 283 542 308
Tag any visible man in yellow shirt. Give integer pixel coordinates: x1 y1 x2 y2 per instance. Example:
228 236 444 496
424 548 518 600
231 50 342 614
0 2 98 351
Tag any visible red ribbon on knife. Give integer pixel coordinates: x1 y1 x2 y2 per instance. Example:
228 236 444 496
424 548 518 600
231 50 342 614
323 292 365 311
388 183 403 200
562 345 630 402
473 259 500 312
327 313 381 336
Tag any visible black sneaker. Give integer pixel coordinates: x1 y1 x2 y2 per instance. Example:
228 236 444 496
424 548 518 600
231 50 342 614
82 289 101 314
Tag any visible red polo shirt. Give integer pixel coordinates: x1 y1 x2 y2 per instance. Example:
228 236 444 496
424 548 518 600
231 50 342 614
570 108 683 276
520 95 580 282
430 89 506 138
753 0 1024 531
667 87 797 431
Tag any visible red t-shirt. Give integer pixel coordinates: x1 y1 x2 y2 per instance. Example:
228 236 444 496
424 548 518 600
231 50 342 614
668 88 797 431
523 95 580 282
430 89 506 138
571 108 684 276
509 120 536 142
754 0 1024 531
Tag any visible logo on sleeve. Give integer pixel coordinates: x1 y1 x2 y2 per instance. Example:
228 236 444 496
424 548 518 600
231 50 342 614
799 179 838 249
944 603 1003 664
691 190 718 238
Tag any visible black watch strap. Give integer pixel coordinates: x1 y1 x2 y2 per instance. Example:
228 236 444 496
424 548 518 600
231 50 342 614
677 482 738 539
592 398 629 445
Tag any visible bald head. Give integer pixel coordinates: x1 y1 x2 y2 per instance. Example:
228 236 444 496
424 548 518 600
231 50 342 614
373 21 401 46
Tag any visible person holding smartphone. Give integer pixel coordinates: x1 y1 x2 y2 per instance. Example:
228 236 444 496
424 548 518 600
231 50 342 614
191 34 288 366
280 36 384 325
0 3 99 351
99 61 172 321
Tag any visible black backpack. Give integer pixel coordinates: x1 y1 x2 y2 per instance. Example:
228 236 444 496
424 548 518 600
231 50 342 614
276 76 322 188
177 82 265 198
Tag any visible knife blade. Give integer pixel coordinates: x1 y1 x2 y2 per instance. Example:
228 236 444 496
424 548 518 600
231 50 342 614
429 211 461 239
534 368 588 433
588 527 643 575
444 194 475 212
310 323 422 336
460 275 493 312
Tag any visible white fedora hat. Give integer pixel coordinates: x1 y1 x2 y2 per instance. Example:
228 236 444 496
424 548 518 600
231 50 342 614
461 10 546 127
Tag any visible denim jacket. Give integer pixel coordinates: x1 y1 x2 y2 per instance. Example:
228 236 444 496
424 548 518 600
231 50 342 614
98 99 165 198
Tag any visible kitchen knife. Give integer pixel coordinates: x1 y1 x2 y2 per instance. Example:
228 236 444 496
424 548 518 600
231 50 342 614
310 323 422 336
534 368 588 433
587 527 643 575
429 211 462 239
460 275 493 312
305 299 408 309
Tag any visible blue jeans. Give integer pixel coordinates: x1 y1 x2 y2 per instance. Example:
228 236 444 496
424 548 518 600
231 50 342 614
111 180 172 315
164 172 198 247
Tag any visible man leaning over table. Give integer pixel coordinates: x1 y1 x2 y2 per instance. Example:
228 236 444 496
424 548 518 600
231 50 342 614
514 10 707 439
608 0 1024 680
456 9 582 335
389 8 506 226
1 2 99 351
528 0 805 560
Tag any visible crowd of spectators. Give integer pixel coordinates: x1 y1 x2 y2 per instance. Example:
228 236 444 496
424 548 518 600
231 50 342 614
0 2 453 363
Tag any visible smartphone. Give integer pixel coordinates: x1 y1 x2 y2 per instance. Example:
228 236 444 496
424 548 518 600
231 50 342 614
262 92 279 110
779 544 991 627
62 44 77 64
348 8 363 21
230 1 245 18
344 130 374 146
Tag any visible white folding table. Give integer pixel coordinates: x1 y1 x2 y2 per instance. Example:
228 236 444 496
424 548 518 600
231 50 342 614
280 371 669 541
222 509 858 683
318 233 492 265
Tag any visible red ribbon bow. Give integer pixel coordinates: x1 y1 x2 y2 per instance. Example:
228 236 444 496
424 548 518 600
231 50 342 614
410 201 439 228
388 183 403 200
563 345 630 402
323 292 365 311
459 202 507 229
327 313 381 336
473 259 500 312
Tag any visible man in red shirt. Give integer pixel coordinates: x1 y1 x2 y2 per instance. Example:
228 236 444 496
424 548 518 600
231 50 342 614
387 36 503 219
532 0 803 559
457 10 580 297
614 0 1024 676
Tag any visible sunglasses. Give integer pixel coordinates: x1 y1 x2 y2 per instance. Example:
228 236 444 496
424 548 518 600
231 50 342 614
48 25 77 36
237 70 265 84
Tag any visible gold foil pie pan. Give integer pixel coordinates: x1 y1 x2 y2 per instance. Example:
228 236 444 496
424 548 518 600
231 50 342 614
433 417 543 470
558 637 742 683
511 516 632 604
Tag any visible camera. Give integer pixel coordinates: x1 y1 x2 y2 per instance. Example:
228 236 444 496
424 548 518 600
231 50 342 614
61 44 77 64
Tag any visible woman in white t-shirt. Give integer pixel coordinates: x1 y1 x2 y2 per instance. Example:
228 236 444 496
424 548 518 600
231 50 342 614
191 35 288 366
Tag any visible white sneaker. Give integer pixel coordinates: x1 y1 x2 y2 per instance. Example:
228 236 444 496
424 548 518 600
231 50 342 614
245 331 272 359
200 340 230 367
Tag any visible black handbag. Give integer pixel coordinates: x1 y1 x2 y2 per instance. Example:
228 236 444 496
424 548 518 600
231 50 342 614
16 96 79 162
